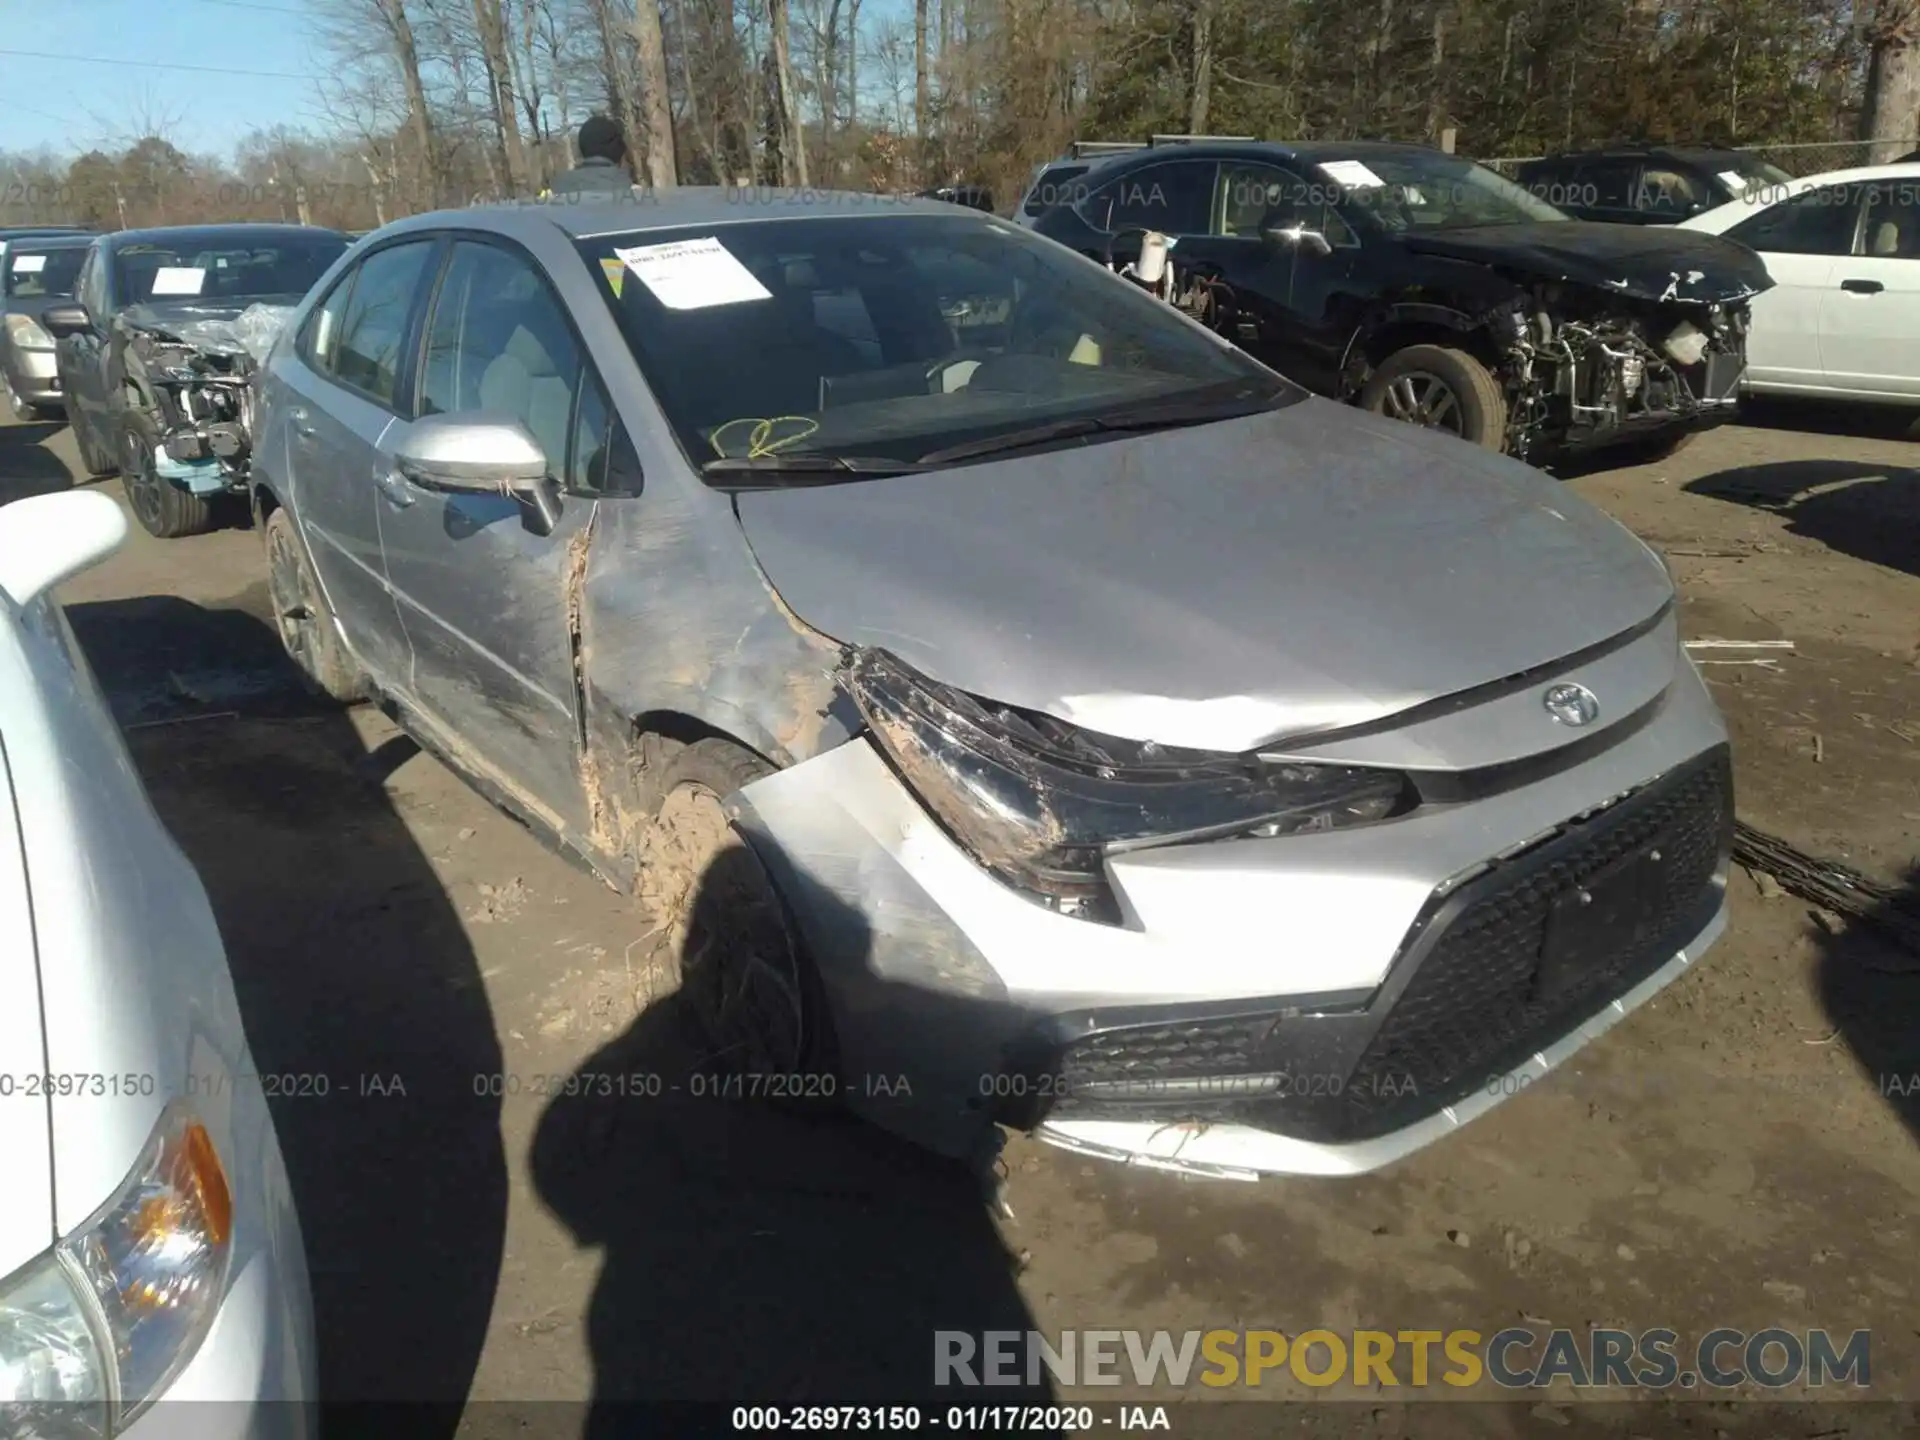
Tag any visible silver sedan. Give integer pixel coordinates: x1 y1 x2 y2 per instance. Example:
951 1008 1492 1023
247 190 1732 1180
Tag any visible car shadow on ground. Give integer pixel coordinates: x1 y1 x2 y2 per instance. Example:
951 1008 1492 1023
0 419 75 504
530 843 1050 1437
1737 395 1920 443
64 593 505 1440
1683 458 1920 578
1813 863 1920 1150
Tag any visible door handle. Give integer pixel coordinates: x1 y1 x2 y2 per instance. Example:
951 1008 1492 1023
1840 278 1885 294
374 467 416 508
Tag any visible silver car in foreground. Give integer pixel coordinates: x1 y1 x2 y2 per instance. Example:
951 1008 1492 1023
248 192 1731 1181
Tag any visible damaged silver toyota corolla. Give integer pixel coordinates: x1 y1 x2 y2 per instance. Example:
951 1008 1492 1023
252 194 1732 1181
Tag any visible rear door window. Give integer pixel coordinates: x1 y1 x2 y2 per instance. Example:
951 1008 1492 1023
1023 164 1090 218
1083 160 1216 236
330 239 437 408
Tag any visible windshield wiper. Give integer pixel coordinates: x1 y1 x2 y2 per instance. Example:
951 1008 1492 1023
916 383 1289 465
700 452 933 485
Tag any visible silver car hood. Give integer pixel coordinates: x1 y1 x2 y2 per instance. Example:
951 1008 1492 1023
732 398 1672 753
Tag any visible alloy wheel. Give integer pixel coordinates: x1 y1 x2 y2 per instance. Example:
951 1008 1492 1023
266 522 319 676
1379 371 1465 435
121 426 164 531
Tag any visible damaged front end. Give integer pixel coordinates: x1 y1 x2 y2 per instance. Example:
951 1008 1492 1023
1489 283 1752 461
114 304 294 494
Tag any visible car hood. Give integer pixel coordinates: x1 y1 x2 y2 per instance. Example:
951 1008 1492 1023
1395 221 1773 304
119 297 301 333
732 398 1674 753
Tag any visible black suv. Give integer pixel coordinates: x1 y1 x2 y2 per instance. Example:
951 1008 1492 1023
1032 140 1772 462
1513 146 1792 225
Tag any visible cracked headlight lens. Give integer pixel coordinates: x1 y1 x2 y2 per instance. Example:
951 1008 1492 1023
844 647 1412 920
0 1103 233 1437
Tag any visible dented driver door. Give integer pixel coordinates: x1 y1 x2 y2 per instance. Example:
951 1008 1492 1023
374 238 605 840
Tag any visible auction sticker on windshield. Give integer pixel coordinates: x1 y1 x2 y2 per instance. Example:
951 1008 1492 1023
1320 160 1387 189
1716 170 1751 195
613 236 772 310
10 253 46 273
150 266 206 296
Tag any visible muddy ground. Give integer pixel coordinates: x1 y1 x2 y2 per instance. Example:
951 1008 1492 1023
3 403 1917 1439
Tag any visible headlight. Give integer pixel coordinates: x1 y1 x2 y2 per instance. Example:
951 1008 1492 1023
844 648 1412 922
0 1103 233 1436
4 314 55 352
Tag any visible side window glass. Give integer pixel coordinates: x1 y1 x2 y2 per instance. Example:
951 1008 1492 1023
333 239 436 407
420 240 582 478
302 274 356 375
1727 186 1860 256
1094 162 1215 236
1213 163 1358 247
1636 167 1712 216
568 370 613 492
1859 182 1920 259
1575 162 1636 209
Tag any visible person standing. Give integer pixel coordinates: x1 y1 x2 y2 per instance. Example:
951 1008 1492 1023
546 116 635 199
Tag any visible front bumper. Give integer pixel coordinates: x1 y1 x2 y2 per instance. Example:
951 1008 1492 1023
728 654 1732 1174
3 348 63 407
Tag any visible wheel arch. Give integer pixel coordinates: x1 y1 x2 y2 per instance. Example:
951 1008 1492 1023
1341 305 1500 396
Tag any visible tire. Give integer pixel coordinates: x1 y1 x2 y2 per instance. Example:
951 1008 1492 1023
637 737 840 1103
264 507 366 703
1361 344 1509 451
70 408 117 479
120 412 215 538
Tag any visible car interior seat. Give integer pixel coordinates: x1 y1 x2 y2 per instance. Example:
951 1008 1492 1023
475 300 576 474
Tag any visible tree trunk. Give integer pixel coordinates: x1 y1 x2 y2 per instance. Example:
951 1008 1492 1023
588 0 645 181
632 0 679 186
1861 1 1920 161
1427 5 1446 141
380 0 440 205
914 0 931 137
770 0 809 184
472 0 529 193
1187 1 1213 135
848 0 862 139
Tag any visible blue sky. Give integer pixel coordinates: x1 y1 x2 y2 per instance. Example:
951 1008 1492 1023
1 0 322 159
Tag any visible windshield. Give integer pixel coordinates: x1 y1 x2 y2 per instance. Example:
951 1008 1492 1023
1311 151 1570 231
112 234 348 307
4 245 86 299
577 213 1293 468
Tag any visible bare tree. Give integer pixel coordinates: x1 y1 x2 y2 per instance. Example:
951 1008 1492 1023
914 0 931 137
1861 0 1920 158
770 0 810 183
632 0 681 185
1188 0 1214 133
472 0 533 191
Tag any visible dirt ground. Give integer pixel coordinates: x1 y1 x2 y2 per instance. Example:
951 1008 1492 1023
3 402 1917 1439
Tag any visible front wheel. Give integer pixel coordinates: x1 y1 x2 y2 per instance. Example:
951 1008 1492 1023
120 414 215 538
636 738 840 1103
1361 344 1508 451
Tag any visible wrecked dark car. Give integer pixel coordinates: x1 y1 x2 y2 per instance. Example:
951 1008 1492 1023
43 224 351 537
1032 140 1773 463
253 197 1731 1181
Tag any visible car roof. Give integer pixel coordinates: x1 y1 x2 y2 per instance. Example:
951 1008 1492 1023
0 226 93 238
365 187 973 242
1522 145 1756 166
1076 139 1451 176
103 222 351 249
2 233 94 251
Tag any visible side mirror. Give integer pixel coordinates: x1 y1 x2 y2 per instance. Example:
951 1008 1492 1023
0 490 128 608
40 303 93 340
393 413 562 536
1263 224 1333 258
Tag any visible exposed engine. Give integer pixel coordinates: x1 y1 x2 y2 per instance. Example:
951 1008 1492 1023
115 303 295 488
1492 286 1750 461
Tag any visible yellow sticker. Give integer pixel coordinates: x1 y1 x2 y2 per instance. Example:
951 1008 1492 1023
600 256 626 298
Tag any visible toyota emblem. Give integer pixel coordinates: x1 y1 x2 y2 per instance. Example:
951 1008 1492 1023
1543 682 1600 727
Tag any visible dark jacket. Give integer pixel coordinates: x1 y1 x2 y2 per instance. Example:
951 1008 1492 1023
547 156 634 198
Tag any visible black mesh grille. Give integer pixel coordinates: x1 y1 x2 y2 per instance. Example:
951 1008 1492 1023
1039 749 1732 1142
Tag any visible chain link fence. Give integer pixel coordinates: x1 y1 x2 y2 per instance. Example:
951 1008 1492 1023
1483 138 1919 179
